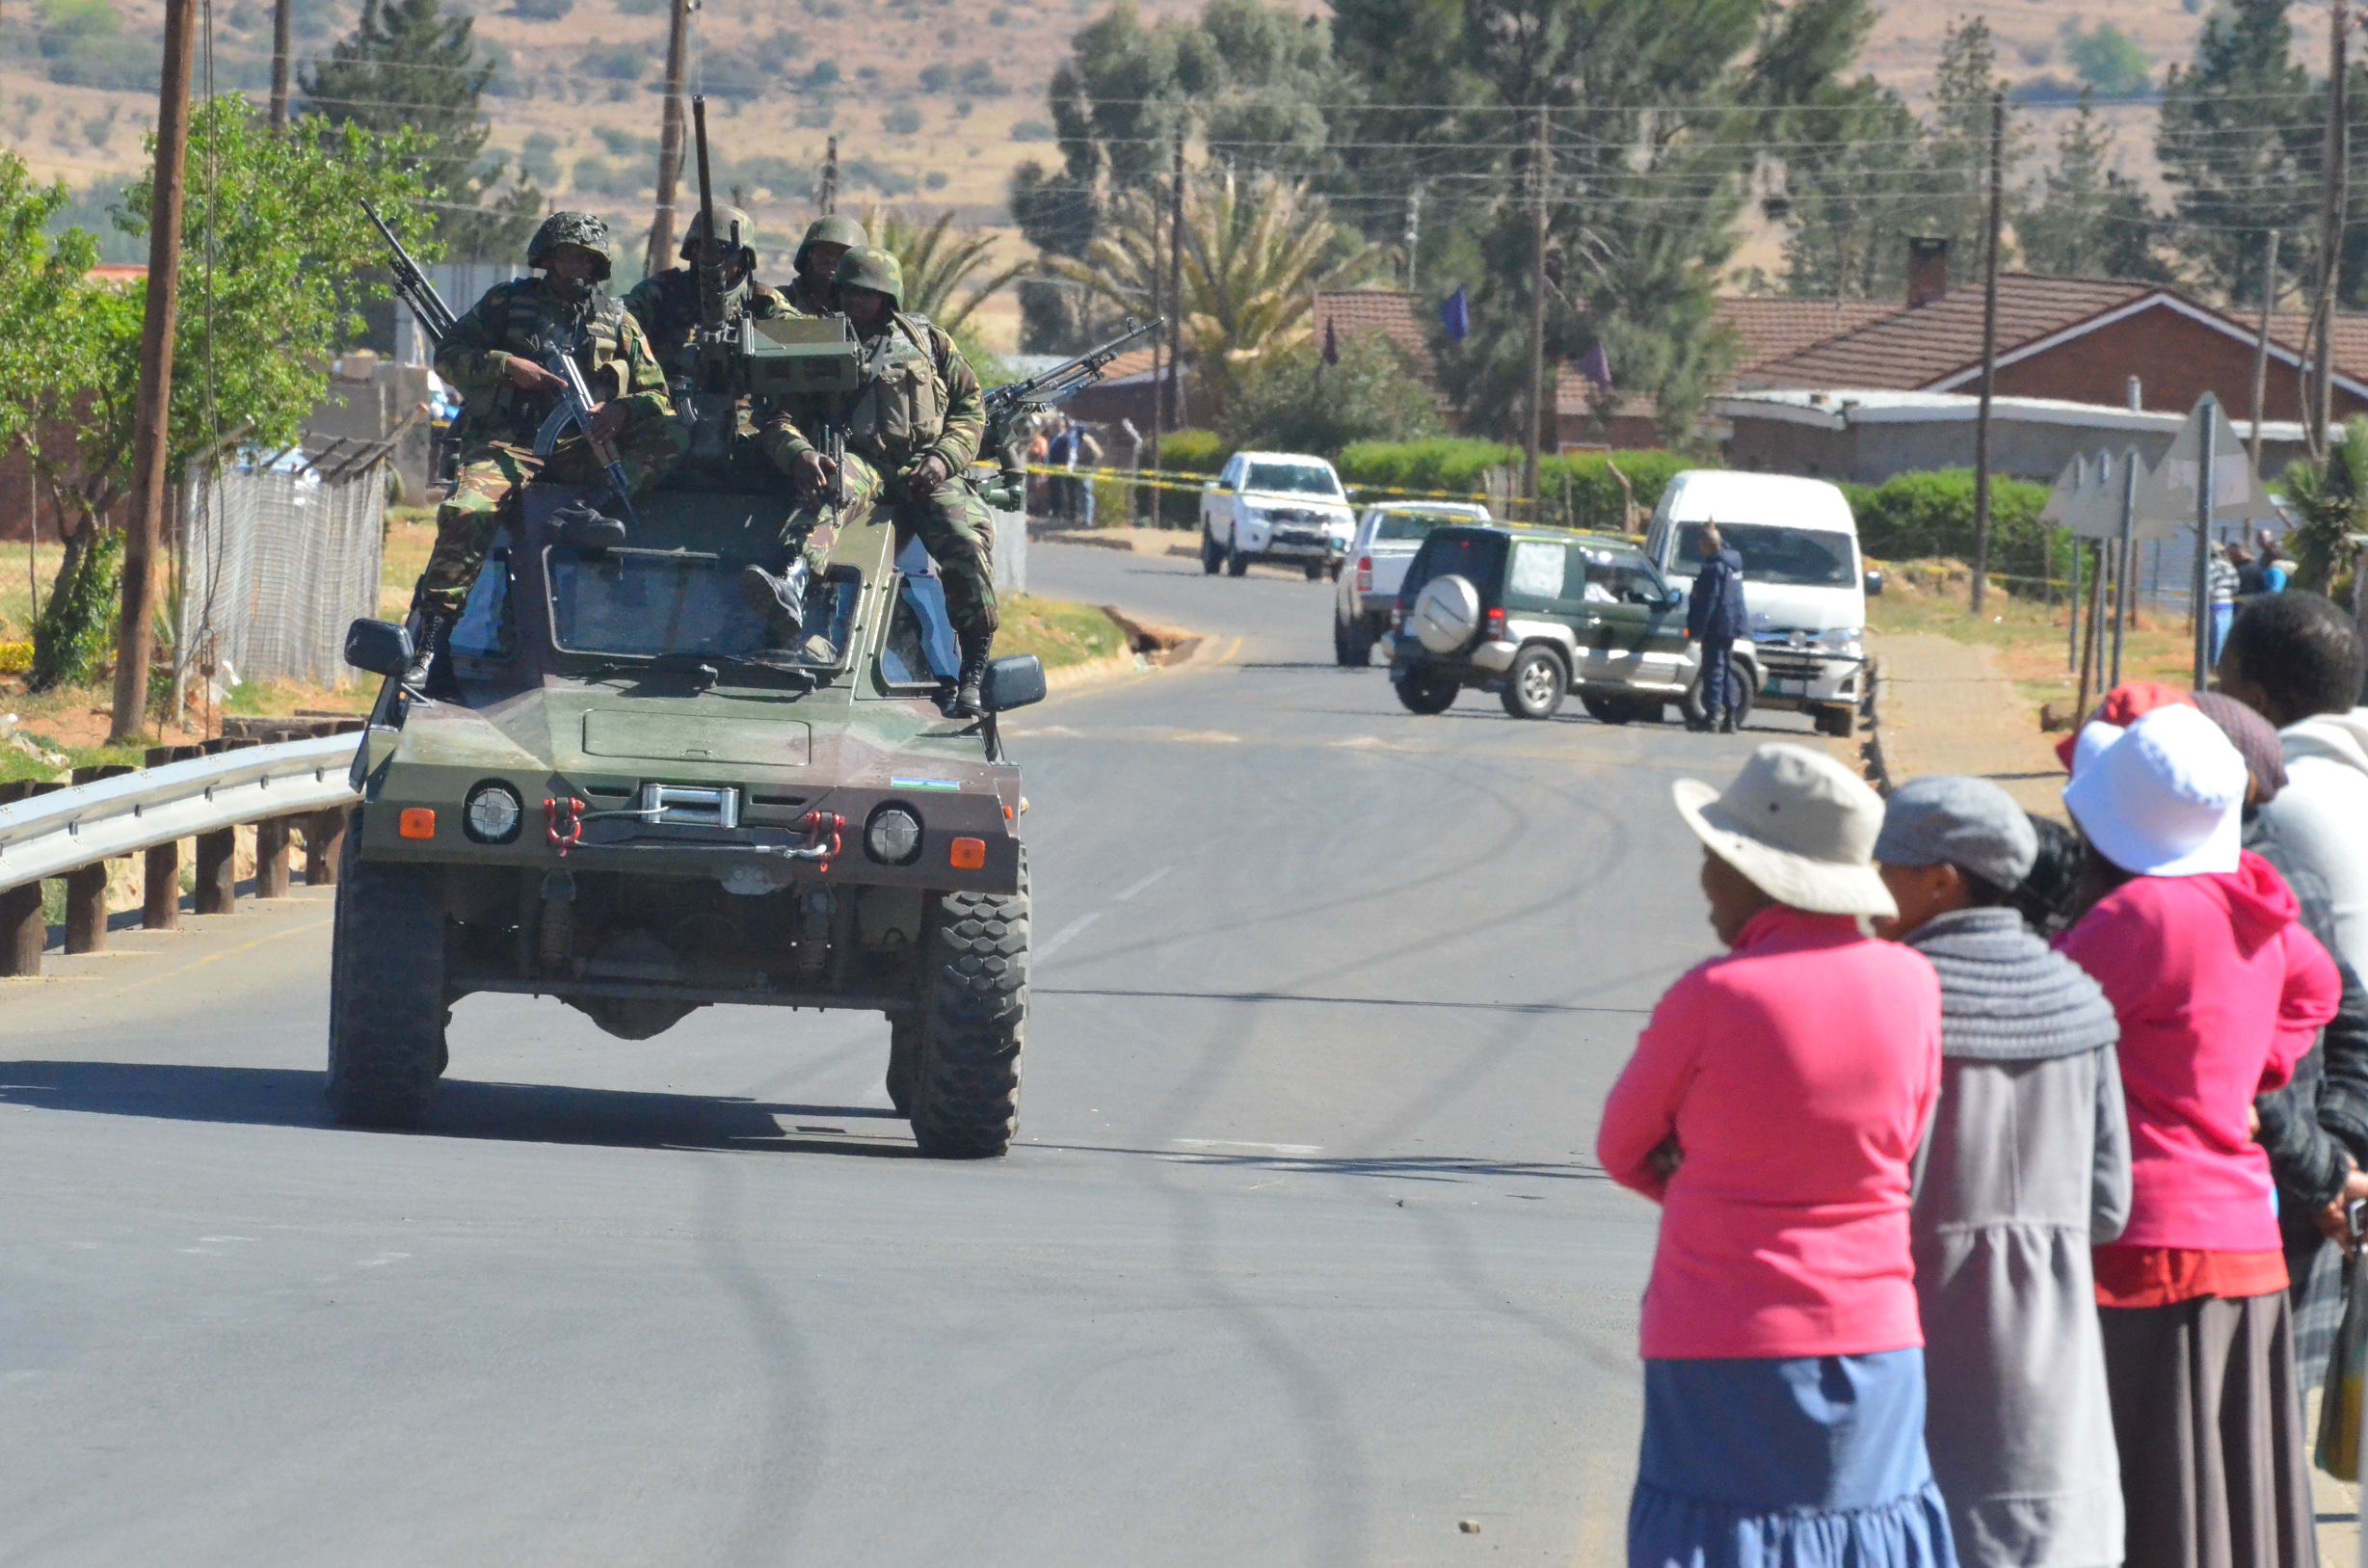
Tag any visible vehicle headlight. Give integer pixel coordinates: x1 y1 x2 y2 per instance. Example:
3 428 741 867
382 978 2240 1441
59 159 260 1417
464 781 522 844
1816 627 1865 657
865 804 924 865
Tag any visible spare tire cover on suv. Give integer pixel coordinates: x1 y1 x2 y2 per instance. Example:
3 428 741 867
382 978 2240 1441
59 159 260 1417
1411 573 1482 655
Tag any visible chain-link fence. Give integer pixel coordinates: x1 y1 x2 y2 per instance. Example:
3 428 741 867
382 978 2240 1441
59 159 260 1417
176 443 387 697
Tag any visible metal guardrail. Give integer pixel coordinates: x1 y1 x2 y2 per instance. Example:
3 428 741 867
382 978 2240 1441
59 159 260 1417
0 731 363 978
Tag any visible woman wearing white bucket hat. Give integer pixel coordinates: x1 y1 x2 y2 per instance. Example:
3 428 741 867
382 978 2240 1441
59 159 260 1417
2056 705 2341 1568
1599 744 1956 1568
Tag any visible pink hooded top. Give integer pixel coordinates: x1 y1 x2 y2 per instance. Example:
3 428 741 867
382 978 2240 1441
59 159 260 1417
1597 907 1943 1360
2057 851 2340 1253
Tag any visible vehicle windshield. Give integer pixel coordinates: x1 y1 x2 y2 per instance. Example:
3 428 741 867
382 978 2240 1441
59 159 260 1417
546 547 857 667
1243 463 1343 498
1674 521 1855 589
1371 511 1466 544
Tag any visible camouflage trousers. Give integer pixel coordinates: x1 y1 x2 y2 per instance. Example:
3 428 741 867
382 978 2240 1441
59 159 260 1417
415 424 680 615
887 473 998 642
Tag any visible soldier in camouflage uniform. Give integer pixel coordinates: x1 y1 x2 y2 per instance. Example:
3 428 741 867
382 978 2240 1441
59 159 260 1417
781 215 866 317
412 212 678 686
622 205 788 381
759 245 998 713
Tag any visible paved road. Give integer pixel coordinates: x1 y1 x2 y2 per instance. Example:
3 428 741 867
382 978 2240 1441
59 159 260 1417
0 545 1801 1566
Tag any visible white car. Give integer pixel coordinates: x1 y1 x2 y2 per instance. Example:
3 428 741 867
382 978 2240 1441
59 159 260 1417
1199 452 1358 580
1332 500 1492 665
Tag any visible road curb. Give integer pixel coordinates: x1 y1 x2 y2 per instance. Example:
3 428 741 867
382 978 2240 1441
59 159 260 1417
1859 655 1894 794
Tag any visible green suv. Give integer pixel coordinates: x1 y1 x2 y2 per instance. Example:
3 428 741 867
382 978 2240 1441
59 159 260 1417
1387 524 1760 724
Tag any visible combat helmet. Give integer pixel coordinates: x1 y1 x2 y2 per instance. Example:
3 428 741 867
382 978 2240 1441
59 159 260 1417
681 205 757 265
833 246 903 308
795 215 868 275
528 210 615 280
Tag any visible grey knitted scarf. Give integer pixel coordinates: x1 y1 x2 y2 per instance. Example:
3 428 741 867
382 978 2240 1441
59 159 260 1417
1902 906 2120 1062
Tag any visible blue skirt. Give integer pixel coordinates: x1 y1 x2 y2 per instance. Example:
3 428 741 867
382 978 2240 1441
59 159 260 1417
1629 1349 1958 1568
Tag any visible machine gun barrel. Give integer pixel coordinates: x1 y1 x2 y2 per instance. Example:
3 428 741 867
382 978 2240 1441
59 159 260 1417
533 349 643 529
690 95 726 334
361 198 456 344
980 316 1160 501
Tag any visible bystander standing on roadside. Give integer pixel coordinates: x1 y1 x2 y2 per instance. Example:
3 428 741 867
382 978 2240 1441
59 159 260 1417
2257 529 2292 595
2209 543 2241 670
1872 775 2129 1568
1066 421 1103 527
1686 522 1748 734
2056 705 2341 1568
1599 744 1956 1568
2233 544 2265 606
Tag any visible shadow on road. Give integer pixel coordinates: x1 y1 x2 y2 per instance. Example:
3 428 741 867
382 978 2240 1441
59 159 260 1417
0 1061 915 1156
1033 1140 1611 1185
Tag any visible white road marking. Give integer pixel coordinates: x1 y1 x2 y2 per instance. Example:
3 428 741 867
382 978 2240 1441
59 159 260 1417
1111 865 1172 902
1169 1138 1324 1156
356 1251 412 1269
1035 913 1104 963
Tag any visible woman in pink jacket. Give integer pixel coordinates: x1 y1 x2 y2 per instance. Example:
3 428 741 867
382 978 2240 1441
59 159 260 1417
1600 744 1954 1568
2057 704 2339 1568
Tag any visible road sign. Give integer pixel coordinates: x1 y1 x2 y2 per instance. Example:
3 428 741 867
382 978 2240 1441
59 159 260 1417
2134 392 2273 528
2046 447 2162 541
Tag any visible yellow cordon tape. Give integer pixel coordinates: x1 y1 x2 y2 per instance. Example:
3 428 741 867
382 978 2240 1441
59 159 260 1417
1009 462 1493 504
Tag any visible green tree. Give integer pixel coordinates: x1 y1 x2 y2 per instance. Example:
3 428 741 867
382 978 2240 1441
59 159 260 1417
2018 91 2168 280
2155 0 2313 305
301 0 539 260
11 98 436 689
2062 21 2152 99
867 208 1028 336
2277 415 2368 596
1219 331 1441 453
1778 77 1929 299
1922 17 2027 266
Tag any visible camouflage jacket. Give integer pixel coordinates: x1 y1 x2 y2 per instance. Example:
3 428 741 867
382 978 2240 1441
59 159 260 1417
779 274 835 317
622 268 790 377
759 312 984 484
435 276 673 447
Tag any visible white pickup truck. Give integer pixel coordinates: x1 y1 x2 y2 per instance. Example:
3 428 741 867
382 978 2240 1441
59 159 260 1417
1198 451 1359 581
1332 500 1492 664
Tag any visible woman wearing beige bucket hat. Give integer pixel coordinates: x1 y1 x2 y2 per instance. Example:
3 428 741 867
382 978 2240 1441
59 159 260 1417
1599 744 1956 1568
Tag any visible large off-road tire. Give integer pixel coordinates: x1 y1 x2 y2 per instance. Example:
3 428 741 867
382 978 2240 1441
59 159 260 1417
1226 544 1251 577
886 1015 922 1116
1395 671 1458 714
1303 562 1325 582
1201 528 1223 575
909 874 1029 1158
1334 614 1376 667
325 814 449 1129
1500 645 1567 720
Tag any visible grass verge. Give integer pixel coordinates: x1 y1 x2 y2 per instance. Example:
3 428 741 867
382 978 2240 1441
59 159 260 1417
994 597 1130 670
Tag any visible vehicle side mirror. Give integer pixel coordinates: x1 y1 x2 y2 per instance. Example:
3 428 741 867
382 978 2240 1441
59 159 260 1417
980 653 1047 713
1864 570 1884 598
344 618 413 678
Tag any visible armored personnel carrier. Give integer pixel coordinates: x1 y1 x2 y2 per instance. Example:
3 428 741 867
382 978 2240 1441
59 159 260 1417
333 455 1044 1157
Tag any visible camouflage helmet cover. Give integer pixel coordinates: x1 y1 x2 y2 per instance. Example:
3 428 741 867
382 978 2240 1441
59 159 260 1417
680 204 758 261
528 210 615 279
833 245 902 307
794 215 869 274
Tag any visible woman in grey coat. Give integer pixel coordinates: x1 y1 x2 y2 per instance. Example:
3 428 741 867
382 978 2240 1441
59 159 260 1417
1876 776 2131 1568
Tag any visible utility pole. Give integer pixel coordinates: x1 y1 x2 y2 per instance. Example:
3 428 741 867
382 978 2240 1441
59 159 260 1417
643 0 692 279
2249 227 2279 475
112 0 197 743
1403 184 1422 293
2314 2 2350 457
1523 106 1550 520
1164 138 1184 436
820 136 838 217
1146 190 1164 488
1968 90 2005 616
266 0 291 130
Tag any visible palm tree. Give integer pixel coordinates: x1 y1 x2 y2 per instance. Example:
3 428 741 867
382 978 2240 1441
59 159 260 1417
865 207 1028 337
2279 415 2368 597
1048 168 1383 398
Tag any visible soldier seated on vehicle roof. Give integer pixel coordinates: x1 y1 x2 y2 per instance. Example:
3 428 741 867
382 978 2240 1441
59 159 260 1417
410 210 678 691
623 205 789 383
737 449 885 647
781 215 866 316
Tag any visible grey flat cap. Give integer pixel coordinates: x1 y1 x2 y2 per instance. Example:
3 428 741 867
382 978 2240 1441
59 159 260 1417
1875 774 2038 890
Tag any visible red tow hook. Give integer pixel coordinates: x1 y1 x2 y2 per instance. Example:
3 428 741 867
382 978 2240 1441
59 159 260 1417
800 810 846 873
545 795 587 857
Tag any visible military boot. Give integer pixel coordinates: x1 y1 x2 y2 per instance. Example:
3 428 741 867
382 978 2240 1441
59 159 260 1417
951 632 993 718
737 559 812 642
403 612 447 692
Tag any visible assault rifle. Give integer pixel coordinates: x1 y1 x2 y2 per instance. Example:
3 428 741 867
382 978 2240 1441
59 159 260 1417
533 338 643 529
361 198 456 346
979 316 1160 508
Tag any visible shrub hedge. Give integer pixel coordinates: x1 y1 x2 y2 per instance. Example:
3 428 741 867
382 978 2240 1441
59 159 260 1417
1840 469 2061 587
